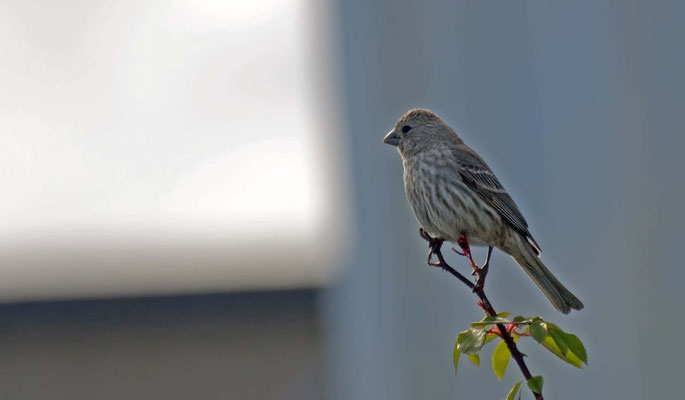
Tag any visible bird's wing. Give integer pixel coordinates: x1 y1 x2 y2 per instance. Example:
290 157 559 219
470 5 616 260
451 146 542 255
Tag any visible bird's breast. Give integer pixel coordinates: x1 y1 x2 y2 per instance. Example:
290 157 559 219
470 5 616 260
403 158 502 246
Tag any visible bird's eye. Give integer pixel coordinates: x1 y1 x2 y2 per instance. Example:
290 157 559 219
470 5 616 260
402 125 412 133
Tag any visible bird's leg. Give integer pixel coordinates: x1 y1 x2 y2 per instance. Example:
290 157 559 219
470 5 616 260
417 228 476 289
473 246 493 292
419 227 431 242
453 234 479 273
419 228 444 266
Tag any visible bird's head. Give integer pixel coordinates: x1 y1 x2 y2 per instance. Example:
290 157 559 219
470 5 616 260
383 108 461 157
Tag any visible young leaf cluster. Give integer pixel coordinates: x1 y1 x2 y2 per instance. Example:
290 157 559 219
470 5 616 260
452 313 587 398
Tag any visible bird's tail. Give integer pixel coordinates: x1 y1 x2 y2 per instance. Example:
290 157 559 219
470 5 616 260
510 241 584 314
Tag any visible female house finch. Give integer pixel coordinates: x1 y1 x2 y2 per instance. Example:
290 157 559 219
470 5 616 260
383 108 583 313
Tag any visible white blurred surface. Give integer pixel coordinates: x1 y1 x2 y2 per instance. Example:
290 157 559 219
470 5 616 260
0 0 346 301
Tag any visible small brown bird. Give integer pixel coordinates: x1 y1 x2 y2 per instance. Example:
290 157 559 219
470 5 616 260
383 108 583 313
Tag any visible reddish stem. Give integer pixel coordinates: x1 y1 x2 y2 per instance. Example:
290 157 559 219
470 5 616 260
420 230 543 400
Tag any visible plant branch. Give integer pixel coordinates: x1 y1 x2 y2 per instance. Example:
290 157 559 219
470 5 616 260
419 229 543 400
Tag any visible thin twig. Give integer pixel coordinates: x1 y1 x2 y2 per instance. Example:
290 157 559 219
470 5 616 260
419 229 543 400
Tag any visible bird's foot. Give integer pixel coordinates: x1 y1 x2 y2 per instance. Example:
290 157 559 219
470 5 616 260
419 228 444 266
453 234 479 273
472 246 494 292
472 279 484 293
419 228 432 243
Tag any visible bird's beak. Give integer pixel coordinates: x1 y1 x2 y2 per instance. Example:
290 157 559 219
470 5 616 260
383 129 400 146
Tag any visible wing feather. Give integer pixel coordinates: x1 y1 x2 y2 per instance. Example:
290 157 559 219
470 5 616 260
452 146 542 255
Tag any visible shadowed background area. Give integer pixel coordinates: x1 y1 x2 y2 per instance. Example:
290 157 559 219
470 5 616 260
1 0 684 399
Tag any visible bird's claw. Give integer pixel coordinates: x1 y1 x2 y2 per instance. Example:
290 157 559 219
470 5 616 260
472 281 484 293
419 228 432 243
420 228 445 266
473 270 487 292
451 247 467 256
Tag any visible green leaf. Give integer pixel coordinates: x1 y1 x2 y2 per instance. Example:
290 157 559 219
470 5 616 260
544 323 588 365
492 340 511 380
564 333 588 365
529 320 548 343
541 335 583 368
457 327 487 355
497 312 511 318
526 375 544 393
467 353 480 366
548 324 569 354
453 339 460 375
512 315 526 323
471 316 511 327
485 333 499 345
506 381 522 400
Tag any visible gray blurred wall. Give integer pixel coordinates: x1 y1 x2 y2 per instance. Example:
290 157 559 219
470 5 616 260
0 291 323 400
323 1 685 399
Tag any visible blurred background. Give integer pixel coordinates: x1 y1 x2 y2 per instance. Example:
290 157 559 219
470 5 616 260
0 0 683 398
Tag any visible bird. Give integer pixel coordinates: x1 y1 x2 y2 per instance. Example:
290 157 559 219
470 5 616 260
383 108 583 313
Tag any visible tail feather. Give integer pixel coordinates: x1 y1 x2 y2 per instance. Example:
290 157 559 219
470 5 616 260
511 246 584 314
